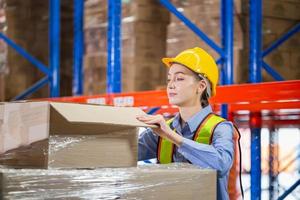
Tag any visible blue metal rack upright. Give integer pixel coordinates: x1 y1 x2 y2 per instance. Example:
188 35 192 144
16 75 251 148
73 0 84 95
107 0 122 93
49 0 61 98
220 0 234 119
249 0 300 199
249 0 263 199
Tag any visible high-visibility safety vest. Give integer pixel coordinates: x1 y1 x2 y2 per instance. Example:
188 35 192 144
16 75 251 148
157 113 242 200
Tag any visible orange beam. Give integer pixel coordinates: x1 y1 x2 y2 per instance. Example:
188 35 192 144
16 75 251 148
46 80 300 111
229 101 300 112
211 80 300 104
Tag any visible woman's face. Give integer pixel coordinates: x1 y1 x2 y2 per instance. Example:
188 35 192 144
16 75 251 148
167 63 204 107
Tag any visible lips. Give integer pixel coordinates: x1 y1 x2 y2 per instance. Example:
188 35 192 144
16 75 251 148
168 92 177 97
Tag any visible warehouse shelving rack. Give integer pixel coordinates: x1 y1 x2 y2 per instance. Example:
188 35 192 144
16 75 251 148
248 1 299 199
0 0 299 199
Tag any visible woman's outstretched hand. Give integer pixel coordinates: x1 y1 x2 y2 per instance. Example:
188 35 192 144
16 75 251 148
136 114 183 146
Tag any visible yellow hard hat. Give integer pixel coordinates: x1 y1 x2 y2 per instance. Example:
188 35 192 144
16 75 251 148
162 47 219 97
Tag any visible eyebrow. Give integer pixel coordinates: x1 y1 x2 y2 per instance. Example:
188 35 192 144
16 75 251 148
167 71 186 76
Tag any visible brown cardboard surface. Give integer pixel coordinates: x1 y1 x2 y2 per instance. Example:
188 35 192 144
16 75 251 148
5 1 74 99
84 0 168 94
0 140 49 169
0 74 4 101
0 101 49 154
48 132 138 168
49 102 151 127
0 164 217 199
264 0 300 20
0 101 152 168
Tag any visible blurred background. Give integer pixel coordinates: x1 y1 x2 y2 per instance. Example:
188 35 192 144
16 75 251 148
0 0 299 199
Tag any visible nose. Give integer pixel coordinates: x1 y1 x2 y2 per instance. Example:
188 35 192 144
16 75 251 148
168 78 175 89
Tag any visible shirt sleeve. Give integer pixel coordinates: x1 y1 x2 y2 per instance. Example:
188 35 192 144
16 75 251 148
177 121 234 177
138 128 159 161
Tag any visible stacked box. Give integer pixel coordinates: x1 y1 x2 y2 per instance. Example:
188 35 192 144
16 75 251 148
0 74 4 101
167 0 244 83
4 0 38 100
0 164 216 199
167 0 300 84
261 0 300 81
241 0 300 20
241 0 300 82
124 0 169 91
84 0 170 94
0 101 153 168
3 0 75 100
84 53 107 95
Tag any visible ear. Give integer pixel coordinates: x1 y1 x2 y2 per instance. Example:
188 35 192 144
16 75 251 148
197 79 207 94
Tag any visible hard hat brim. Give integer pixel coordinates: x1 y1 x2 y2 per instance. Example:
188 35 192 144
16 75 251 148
162 57 174 68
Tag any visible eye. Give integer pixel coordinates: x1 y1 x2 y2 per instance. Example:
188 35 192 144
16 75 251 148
176 77 184 81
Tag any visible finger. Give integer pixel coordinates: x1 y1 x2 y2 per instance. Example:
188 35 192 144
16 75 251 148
136 114 148 118
144 118 160 124
136 114 155 118
136 115 148 121
141 118 164 126
137 117 153 122
136 115 158 121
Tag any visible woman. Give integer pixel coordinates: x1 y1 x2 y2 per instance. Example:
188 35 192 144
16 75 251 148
137 47 238 200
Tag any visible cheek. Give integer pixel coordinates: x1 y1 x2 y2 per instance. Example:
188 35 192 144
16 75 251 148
176 82 198 96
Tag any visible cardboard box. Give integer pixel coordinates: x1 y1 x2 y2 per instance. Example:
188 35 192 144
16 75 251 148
263 50 293 81
241 0 300 20
133 3 170 23
5 0 75 99
264 0 300 20
0 74 4 101
0 101 152 169
84 0 169 95
0 164 217 199
84 66 107 95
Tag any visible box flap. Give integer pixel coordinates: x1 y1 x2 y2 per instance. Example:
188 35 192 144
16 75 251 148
50 102 152 127
49 102 156 135
50 102 150 127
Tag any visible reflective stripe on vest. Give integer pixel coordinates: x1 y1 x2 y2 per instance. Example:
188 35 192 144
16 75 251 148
157 118 175 164
157 113 225 164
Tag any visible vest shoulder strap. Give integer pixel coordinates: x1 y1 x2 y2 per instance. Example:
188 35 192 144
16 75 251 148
194 114 226 144
157 117 175 164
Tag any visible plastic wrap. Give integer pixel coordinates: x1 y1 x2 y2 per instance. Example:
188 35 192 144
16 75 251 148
0 133 138 169
0 163 216 199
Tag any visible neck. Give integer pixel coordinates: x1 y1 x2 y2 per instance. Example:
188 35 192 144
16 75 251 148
179 104 202 124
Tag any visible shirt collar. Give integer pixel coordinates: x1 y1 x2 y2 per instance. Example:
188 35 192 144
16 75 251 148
171 105 213 133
